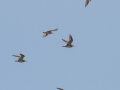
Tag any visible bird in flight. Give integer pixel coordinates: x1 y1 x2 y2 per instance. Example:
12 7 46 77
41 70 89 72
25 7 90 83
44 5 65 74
57 88 64 90
42 28 58 37
85 0 91 7
12 53 26 63
62 34 74 48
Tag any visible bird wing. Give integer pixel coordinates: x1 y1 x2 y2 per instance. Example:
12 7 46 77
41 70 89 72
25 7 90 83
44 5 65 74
12 55 20 59
20 54 25 57
69 34 73 43
19 54 25 59
85 0 89 7
12 55 20 57
62 39 68 44
49 28 58 31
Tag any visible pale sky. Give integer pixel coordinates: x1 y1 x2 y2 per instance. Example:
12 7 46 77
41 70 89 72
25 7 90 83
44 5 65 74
0 0 120 90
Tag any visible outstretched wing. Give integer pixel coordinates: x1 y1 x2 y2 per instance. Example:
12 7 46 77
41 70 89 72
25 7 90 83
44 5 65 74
49 28 58 31
85 0 89 7
62 39 68 44
12 55 20 57
69 34 73 43
12 55 20 59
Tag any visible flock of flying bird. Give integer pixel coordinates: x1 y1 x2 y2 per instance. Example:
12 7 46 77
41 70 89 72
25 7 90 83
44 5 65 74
12 28 74 62
12 0 91 63
12 1 91 89
43 28 74 47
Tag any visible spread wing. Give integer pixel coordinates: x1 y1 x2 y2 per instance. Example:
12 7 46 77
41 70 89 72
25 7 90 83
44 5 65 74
12 55 20 59
49 28 58 31
12 55 20 57
62 39 68 44
69 34 73 43
85 0 89 7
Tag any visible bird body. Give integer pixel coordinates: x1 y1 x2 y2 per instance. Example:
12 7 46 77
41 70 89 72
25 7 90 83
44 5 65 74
62 34 74 48
43 28 58 37
12 53 26 63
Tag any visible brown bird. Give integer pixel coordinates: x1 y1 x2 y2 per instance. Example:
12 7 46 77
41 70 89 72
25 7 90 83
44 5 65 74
85 0 91 7
42 28 58 37
57 88 64 90
62 34 74 48
12 53 26 63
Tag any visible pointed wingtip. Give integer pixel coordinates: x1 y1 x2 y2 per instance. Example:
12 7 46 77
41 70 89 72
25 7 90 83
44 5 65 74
54 28 58 31
62 39 64 41
69 34 72 37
